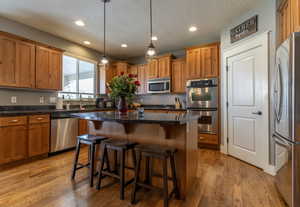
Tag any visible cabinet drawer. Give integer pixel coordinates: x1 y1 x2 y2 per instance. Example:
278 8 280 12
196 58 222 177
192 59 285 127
198 134 219 145
0 116 27 127
29 115 50 124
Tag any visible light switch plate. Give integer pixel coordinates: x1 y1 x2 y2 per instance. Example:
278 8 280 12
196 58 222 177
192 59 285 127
11 96 17 104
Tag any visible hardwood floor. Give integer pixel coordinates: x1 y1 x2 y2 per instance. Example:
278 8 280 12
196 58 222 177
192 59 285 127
0 148 287 207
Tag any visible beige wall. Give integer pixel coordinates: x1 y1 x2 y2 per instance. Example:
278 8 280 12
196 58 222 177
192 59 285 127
220 0 277 164
0 16 103 106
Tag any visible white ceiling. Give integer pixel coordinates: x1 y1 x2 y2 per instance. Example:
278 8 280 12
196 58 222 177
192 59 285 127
0 0 260 58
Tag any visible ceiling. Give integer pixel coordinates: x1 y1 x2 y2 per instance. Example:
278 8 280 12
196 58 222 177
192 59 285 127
0 0 260 59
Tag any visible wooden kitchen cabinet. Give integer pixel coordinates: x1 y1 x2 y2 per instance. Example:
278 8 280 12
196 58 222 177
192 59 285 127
28 115 50 157
79 119 89 135
158 55 172 78
148 59 159 79
115 62 129 76
186 43 219 80
137 64 148 94
172 58 186 93
0 35 18 87
128 65 138 76
16 41 36 88
148 55 172 79
0 116 28 165
278 0 300 44
36 46 62 90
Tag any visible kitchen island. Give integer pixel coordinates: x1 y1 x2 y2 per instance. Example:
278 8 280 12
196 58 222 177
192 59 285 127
72 111 199 199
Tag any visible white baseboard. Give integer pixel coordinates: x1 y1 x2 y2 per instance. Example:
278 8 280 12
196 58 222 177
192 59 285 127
220 145 228 155
264 165 276 176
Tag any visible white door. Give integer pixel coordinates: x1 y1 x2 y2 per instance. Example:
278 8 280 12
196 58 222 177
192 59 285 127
226 35 269 169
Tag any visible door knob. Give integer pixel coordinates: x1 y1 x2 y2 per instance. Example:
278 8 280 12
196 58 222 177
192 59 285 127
252 111 262 115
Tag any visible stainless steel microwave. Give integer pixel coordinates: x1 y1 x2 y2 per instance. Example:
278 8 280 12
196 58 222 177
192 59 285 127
147 78 171 94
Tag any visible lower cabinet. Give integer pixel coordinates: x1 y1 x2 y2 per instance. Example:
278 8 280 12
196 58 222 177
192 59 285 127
0 116 28 165
79 119 89 135
0 115 50 165
28 123 50 157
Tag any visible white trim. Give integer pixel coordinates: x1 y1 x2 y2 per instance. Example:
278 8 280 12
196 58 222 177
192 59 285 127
64 52 98 64
221 31 271 172
220 145 228 155
264 165 276 176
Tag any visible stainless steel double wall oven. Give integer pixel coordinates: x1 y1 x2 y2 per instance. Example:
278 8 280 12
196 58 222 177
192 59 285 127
186 78 218 135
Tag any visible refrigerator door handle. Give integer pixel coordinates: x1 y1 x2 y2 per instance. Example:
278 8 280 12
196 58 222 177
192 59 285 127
275 135 292 149
274 62 283 122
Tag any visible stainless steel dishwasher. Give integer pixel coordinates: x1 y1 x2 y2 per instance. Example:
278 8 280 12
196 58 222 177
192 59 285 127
50 113 79 153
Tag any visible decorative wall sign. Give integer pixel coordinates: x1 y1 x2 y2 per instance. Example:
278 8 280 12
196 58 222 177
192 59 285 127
230 15 258 43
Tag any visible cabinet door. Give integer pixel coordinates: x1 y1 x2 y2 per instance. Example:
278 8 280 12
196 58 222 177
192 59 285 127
128 65 138 76
49 50 62 90
28 123 50 157
0 35 18 87
202 45 219 78
0 125 28 164
158 56 171 78
79 119 89 135
148 59 158 79
16 41 35 88
116 62 128 76
138 64 148 94
278 0 293 43
186 48 202 80
36 46 50 89
172 59 186 93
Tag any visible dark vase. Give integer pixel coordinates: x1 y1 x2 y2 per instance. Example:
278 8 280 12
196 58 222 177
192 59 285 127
118 96 128 115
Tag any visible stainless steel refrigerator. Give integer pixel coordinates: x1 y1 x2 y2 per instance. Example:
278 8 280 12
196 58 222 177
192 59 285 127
274 33 300 207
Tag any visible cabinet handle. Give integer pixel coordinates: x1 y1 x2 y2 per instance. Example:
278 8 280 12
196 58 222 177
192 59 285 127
36 117 44 120
8 120 19 123
199 136 205 140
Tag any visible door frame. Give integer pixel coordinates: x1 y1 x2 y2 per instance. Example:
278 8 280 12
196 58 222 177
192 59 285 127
221 31 273 174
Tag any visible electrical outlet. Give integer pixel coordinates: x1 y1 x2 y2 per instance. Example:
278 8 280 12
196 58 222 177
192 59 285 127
40 96 45 104
11 96 17 104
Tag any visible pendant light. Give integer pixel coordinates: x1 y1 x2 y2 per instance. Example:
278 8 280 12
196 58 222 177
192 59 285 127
145 0 157 60
101 0 109 65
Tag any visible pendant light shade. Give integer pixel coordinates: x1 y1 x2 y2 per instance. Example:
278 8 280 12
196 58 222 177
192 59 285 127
101 0 110 65
145 0 157 61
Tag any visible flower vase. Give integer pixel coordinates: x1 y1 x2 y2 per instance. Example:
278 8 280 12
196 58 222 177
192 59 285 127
118 96 128 115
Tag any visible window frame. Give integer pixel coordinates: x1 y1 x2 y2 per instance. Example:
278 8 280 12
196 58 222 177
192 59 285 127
61 54 98 98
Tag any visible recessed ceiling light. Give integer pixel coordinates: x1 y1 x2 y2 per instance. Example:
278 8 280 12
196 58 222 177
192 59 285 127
189 26 197 32
151 36 158 41
121 44 128 48
83 41 91 45
75 20 85 27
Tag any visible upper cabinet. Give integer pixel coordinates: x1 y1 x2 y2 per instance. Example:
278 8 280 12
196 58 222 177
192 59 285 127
128 65 138 76
186 42 219 80
137 64 148 94
172 58 186 93
148 54 172 79
0 32 63 91
36 46 62 90
0 35 35 88
115 62 129 76
148 59 159 79
278 0 300 44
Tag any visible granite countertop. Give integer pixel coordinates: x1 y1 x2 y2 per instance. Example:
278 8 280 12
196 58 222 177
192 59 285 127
0 105 187 117
72 111 196 125
0 107 115 117
142 105 186 111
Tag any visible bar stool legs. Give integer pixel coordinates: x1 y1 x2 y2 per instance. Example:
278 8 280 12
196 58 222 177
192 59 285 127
71 139 81 180
131 151 141 204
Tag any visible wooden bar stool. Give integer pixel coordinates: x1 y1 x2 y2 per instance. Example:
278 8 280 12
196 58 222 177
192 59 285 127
96 139 137 200
71 134 108 187
131 144 180 207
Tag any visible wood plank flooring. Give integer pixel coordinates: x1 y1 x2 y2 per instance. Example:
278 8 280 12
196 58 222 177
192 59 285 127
0 148 287 207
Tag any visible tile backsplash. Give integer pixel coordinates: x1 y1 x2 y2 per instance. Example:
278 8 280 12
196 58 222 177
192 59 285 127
137 94 186 107
0 89 57 106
